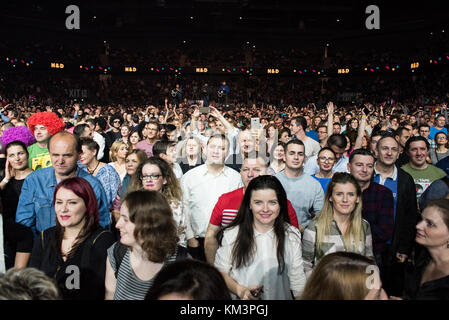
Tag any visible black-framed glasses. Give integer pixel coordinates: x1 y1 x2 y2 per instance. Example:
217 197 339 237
141 174 162 181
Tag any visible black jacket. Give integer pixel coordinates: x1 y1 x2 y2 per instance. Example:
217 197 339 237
391 167 419 257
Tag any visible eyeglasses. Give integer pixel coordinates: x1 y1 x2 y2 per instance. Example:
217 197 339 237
141 174 162 181
437 136 447 140
113 120 121 123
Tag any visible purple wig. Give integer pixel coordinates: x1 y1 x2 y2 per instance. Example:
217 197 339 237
1 126 35 147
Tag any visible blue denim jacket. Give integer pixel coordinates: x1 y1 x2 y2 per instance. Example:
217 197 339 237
16 167 111 236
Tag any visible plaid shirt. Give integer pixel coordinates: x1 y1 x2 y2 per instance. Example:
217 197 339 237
302 218 373 276
362 182 395 256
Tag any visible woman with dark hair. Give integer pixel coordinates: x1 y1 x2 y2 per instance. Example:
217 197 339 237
128 128 142 151
145 259 232 300
312 147 336 193
215 175 306 300
403 199 449 299
79 138 121 207
278 128 291 144
1 141 34 269
119 124 131 146
105 190 188 300
29 177 115 300
127 157 193 248
267 142 285 175
266 124 278 156
430 132 449 165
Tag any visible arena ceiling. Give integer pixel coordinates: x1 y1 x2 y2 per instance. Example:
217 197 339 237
1 1 447 51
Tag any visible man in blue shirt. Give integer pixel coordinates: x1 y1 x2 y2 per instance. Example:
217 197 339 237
429 113 448 140
16 131 110 236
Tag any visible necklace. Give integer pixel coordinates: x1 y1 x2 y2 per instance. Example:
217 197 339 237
87 161 100 175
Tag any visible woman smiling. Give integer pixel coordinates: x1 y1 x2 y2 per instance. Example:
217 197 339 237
302 172 374 276
29 177 115 300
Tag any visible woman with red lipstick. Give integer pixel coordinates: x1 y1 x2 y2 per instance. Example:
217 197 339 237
29 177 115 300
128 157 193 248
302 173 374 277
312 147 336 193
403 199 449 299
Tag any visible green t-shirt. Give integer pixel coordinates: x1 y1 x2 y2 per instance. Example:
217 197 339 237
27 143 52 171
401 163 446 200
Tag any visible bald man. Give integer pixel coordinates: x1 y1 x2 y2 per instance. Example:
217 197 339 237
16 132 110 236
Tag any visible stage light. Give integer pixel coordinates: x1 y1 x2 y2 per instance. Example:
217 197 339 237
376 66 379 70
222 68 225 72
21 60 24 63
233 68 236 71
250 68 253 71
293 69 296 73
312 69 316 73
386 66 390 69
430 60 433 63
321 69 324 72
108 67 110 70
396 65 399 68
304 69 307 72
169 67 173 71
179 68 181 70
99 67 102 70
5 58 8 61
370 69 374 72
392 68 395 71
298 71 302 74
80 65 83 68
14 59 17 62
364 68 368 71
30 61 33 64
26 63 29 66
439 57 442 61
90 66 93 69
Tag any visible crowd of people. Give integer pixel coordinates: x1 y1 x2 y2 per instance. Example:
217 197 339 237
0 66 449 301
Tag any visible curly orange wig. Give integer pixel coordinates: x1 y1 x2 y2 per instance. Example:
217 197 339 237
27 112 66 136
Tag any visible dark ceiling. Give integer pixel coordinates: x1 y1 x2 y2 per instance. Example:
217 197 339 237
1 0 448 52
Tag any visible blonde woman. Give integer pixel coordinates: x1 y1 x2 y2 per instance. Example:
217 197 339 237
302 172 374 277
109 141 129 181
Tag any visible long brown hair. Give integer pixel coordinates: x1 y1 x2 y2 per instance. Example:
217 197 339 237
123 190 178 262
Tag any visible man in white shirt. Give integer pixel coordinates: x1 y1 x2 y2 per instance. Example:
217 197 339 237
181 134 242 261
289 116 320 161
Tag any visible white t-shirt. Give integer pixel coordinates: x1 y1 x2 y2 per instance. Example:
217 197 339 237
215 224 306 300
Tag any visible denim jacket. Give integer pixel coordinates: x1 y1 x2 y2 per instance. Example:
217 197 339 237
16 167 111 236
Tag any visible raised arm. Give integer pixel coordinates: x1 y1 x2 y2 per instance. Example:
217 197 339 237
354 108 368 150
210 106 234 133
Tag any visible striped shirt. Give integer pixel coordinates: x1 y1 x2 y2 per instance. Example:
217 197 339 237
107 242 177 300
302 218 374 277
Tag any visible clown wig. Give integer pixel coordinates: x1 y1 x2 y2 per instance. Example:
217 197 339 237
27 112 65 136
1 126 35 147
